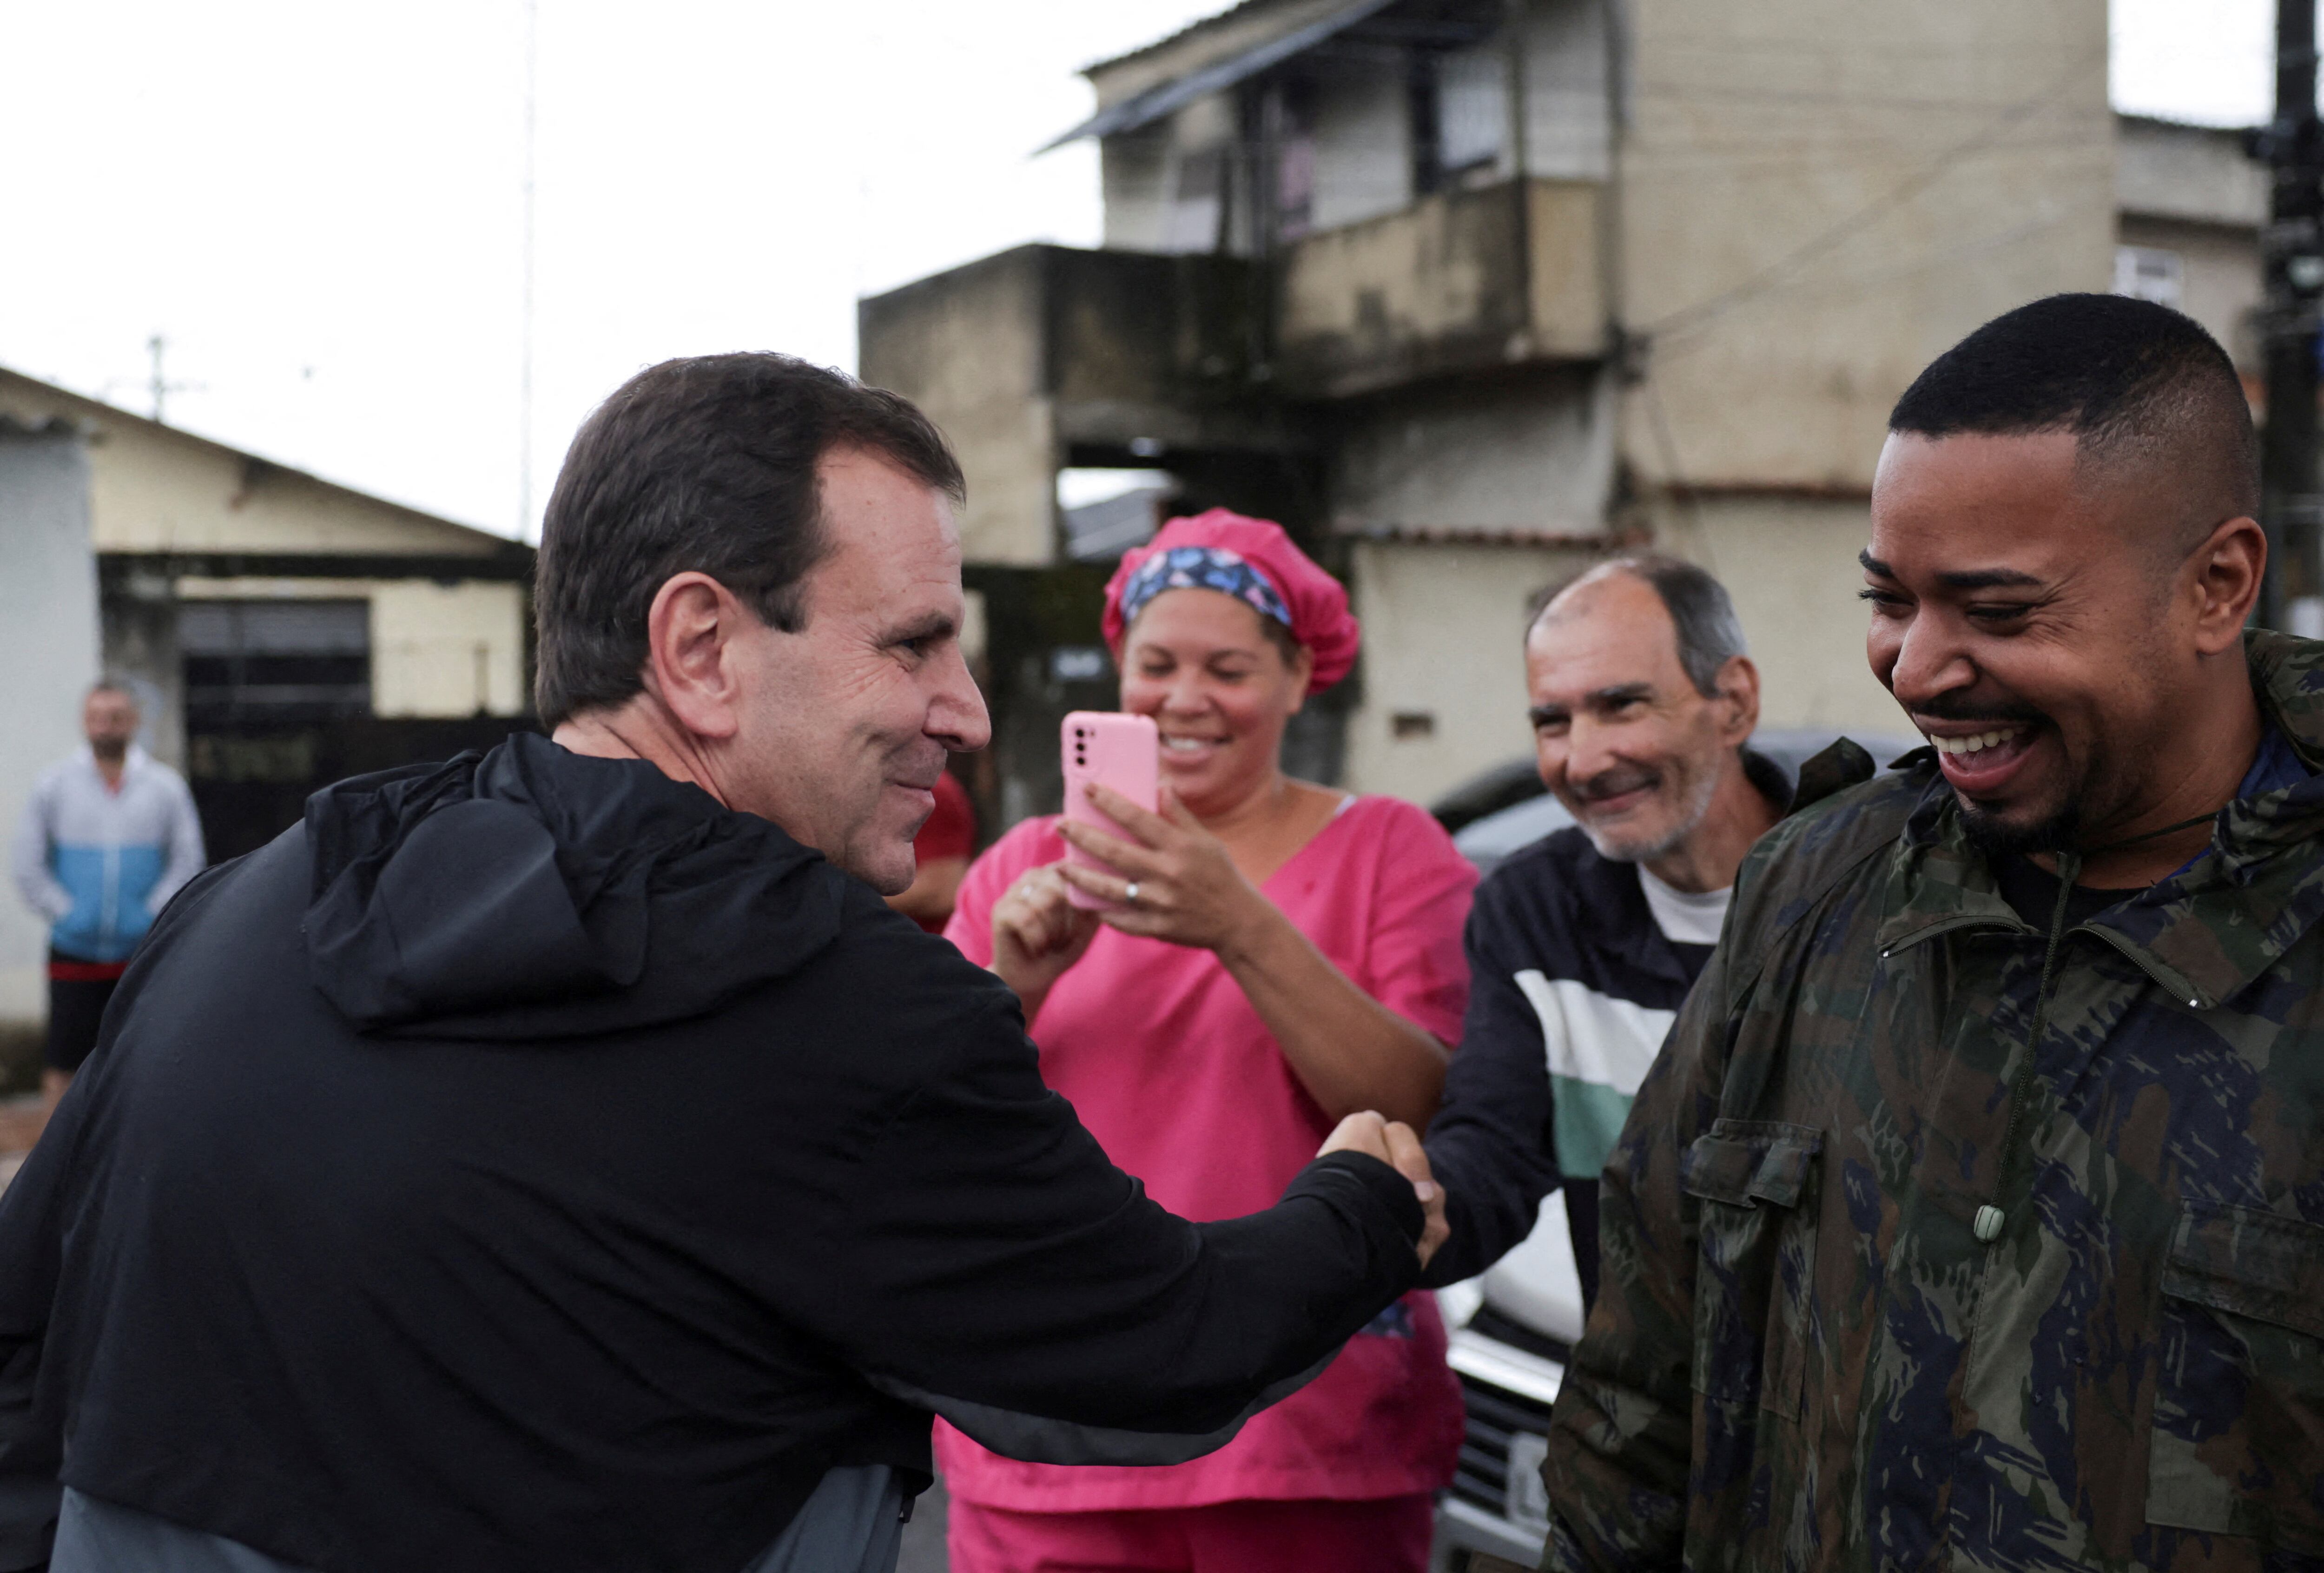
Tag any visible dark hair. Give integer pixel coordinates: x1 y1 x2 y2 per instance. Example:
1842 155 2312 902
1889 293 2259 529
1531 554 1748 699
533 353 965 725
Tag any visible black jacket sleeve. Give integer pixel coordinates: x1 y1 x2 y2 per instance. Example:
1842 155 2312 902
812 998 1425 1465
0 1099 72 1573
1419 879 1561 1287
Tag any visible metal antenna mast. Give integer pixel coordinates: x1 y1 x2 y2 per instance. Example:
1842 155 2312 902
145 335 199 424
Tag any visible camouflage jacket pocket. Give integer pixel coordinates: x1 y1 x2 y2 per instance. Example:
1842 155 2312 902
1680 1120 1823 1420
2148 1199 2324 1555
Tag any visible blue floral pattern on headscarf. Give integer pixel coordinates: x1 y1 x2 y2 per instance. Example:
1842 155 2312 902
1115 546 1292 632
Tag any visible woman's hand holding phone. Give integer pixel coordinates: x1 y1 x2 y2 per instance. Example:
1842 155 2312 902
1055 784 1272 958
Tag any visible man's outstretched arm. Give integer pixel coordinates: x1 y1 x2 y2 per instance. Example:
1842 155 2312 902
810 998 1445 1464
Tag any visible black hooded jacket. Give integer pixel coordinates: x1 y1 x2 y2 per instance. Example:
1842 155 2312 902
0 735 1424 1573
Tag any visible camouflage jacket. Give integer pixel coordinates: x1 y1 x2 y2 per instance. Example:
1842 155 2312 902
1543 632 2324 1573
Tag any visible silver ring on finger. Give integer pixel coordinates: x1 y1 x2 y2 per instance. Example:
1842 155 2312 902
1124 881 1141 906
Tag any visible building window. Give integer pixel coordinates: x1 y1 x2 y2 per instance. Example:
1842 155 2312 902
1435 46 1505 179
180 599 370 724
2114 245 2185 311
1413 43 1505 194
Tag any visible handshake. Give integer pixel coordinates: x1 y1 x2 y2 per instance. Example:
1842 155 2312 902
1318 1111 1449 1269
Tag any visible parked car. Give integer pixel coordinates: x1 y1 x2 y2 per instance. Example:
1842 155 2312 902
1427 727 1915 1570
1439 729 1921 877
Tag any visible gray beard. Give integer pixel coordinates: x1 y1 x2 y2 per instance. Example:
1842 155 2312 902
1581 759 1722 866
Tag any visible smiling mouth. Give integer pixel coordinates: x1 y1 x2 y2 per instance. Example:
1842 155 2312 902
1160 734 1224 755
1927 726 2028 761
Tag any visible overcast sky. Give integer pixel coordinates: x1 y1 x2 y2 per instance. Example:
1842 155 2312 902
0 0 2282 541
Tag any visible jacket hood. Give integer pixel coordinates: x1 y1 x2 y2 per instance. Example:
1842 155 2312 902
301 732 848 1039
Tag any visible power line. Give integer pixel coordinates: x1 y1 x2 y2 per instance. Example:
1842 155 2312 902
1637 44 2109 343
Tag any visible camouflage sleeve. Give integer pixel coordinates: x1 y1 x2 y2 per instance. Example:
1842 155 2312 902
1540 924 1730 1570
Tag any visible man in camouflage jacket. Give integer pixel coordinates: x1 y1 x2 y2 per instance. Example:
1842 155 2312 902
1544 297 2324 1572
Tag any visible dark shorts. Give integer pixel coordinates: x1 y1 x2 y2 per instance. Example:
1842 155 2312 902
46 952 126 1074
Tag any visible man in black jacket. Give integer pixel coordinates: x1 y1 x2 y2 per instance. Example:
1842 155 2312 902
0 354 1445 1573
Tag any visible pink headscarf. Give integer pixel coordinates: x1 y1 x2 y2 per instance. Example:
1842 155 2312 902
1101 509 1361 695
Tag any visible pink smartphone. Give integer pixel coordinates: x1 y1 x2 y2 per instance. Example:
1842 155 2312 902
1061 711 1159 911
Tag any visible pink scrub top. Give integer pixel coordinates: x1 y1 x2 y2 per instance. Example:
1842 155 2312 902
936 794 1477 1511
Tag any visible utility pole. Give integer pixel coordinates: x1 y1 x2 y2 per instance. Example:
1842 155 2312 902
145 334 198 424
518 0 540 541
2260 0 2324 630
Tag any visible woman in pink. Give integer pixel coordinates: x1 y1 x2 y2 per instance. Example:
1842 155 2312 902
940 510 1477 1573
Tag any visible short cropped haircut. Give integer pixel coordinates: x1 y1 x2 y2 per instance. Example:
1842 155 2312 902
533 354 964 725
1532 554 1749 699
1888 293 2259 540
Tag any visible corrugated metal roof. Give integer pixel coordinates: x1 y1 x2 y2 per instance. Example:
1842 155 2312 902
1043 0 1400 150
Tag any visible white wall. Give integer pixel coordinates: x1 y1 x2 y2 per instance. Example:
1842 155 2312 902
1652 494 1910 736
0 432 100 1029
370 581 528 718
1342 538 1596 803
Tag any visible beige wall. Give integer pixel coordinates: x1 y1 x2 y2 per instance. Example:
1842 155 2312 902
1341 538 1597 802
1330 364 1613 535
1618 0 2115 492
176 576 528 719
2118 215 2260 370
0 372 503 559
1651 494 1908 737
857 252 1056 567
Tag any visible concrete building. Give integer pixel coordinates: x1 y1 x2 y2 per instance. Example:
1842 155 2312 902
0 369 533 1051
863 0 2262 819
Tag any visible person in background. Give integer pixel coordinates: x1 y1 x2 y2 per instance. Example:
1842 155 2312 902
886 768 976 932
1420 558 1788 1302
941 509 1476 1573
8 681 203 1111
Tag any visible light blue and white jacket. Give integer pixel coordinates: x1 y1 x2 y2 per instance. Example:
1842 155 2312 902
11 747 205 964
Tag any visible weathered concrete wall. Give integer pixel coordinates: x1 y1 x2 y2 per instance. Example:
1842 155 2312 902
0 373 502 559
0 430 100 1030
371 582 529 717
2118 215 2259 370
1330 363 1613 535
859 249 1057 566
1618 0 2115 493
2117 117 2265 231
1341 538 1597 802
1650 494 1908 736
1276 177 1605 397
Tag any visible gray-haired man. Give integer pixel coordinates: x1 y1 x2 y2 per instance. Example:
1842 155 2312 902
1422 557 1789 1302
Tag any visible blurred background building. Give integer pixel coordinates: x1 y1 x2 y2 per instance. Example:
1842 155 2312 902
862 0 2261 824
0 368 534 1070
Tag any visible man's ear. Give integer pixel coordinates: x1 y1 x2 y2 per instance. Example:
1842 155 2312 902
2186 516 2265 656
1713 654 1762 743
641 572 753 741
